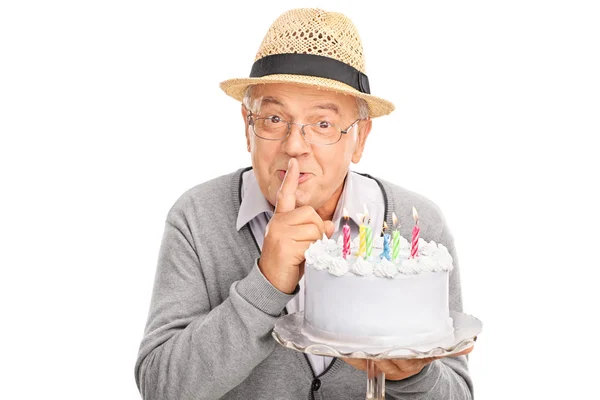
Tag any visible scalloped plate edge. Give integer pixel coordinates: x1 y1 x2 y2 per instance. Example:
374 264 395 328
272 311 482 360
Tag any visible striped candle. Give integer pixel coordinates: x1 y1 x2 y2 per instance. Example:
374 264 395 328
343 207 350 259
381 221 391 261
359 224 366 257
392 212 401 261
411 206 420 258
365 224 373 258
357 205 371 259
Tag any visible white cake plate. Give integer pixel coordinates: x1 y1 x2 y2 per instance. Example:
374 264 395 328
273 311 481 399
272 310 482 360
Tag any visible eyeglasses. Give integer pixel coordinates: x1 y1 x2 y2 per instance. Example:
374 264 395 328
245 108 362 146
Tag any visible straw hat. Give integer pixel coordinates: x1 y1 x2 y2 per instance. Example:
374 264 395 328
219 8 395 118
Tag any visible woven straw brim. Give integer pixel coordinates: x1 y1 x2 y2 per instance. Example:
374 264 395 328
219 74 395 118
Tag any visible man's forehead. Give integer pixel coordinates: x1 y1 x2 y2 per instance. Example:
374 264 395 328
261 96 340 114
252 84 354 115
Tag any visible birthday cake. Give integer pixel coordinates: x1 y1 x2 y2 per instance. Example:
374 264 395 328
302 216 455 347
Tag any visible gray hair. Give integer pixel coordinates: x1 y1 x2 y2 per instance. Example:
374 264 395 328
242 85 370 119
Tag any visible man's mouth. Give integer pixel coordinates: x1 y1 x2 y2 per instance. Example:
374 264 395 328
277 170 312 184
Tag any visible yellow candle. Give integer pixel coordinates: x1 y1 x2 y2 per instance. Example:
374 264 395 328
359 224 366 257
357 204 369 258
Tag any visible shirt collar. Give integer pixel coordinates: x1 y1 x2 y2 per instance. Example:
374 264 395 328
237 169 381 233
236 170 274 231
330 171 362 232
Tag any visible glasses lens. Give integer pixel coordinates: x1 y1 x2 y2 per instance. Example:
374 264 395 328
253 117 288 140
304 123 342 145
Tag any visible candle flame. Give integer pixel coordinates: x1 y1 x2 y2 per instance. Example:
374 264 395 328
412 206 419 224
360 204 370 225
383 221 388 232
392 212 398 227
343 207 349 220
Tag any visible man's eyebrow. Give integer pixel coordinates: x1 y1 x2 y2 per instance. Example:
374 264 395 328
260 96 284 107
313 103 340 115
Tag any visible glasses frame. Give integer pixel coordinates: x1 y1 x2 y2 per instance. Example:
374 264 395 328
244 106 363 146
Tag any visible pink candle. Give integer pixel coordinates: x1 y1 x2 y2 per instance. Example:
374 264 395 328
343 207 350 259
411 206 420 258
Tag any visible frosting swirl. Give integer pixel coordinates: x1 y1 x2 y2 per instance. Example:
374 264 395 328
398 257 421 274
351 256 374 276
327 256 351 276
374 258 399 278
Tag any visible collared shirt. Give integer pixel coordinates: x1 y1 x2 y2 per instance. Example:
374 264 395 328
236 168 385 375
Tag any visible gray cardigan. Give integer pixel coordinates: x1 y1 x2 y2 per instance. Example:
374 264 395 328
134 167 474 399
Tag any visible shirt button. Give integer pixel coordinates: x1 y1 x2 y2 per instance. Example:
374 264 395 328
311 379 321 391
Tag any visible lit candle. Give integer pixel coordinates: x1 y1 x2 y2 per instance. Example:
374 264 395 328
365 223 373 258
343 207 350 259
358 213 366 258
357 205 370 258
411 206 420 258
381 221 391 261
364 205 373 258
392 212 401 262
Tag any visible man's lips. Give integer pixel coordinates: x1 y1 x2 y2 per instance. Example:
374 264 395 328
277 170 312 184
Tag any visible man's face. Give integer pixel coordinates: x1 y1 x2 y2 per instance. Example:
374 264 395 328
242 83 372 211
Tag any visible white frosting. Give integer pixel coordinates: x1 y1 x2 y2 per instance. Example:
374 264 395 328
418 238 435 256
327 256 351 276
398 257 421 274
304 266 454 344
305 233 454 277
313 252 334 271
419 256 439 272
373 258 399 278
322 236 339 254
350 256 374 276
305 241 325 268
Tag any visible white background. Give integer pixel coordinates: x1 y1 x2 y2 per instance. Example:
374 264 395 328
1 1 599 399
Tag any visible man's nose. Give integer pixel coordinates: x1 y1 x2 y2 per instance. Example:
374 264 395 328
281 123 311 157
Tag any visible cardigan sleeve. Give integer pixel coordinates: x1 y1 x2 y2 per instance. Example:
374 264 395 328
134 211 298 400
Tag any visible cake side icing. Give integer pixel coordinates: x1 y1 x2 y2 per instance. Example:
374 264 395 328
303 266 454 346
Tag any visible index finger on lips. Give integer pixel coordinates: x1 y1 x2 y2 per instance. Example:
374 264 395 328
275 158 299 214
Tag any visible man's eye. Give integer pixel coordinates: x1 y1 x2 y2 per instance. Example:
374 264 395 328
318 121 332 128
268 116 282 123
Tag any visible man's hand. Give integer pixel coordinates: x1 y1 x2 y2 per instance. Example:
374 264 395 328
259 158 335 294
341 346 474 381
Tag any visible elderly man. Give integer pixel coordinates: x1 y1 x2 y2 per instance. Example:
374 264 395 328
135 8 474 400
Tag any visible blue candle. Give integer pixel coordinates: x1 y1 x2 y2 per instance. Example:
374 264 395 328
381 222 391 261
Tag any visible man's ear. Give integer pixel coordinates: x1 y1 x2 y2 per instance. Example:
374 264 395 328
241 104 251 153
351 118 372 163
